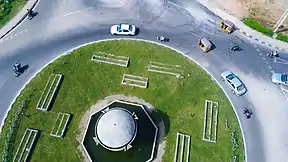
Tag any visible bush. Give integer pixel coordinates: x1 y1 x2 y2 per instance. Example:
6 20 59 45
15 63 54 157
276 34 288 43
242 18 274 37
2 100 27 162
2 3 12 15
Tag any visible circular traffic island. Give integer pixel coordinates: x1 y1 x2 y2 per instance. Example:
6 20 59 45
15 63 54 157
0 40 244 162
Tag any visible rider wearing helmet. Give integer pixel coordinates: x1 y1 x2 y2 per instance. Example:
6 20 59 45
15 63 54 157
13 63 21 72
27 8 33 17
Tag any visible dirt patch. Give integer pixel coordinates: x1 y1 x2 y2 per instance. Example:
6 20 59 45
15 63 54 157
214 0 288 34
76 94 166 162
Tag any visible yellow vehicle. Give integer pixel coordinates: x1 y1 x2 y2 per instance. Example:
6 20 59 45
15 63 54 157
219 20 235 33
198 38 212 53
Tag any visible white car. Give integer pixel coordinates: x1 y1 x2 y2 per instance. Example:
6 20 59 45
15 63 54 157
221 71 247 96
110 24 136 36
271 73 288 86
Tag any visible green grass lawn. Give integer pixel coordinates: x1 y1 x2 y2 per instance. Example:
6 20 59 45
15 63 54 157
242 18 288 43
0 0 27 29
0 40 244 162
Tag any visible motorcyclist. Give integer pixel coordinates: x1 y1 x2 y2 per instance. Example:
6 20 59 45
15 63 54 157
267 51 279 58
157 36 165 41
230 45 240 51
272 51 279 57
13 63 21 74
243 107 252 119
27 8 33 17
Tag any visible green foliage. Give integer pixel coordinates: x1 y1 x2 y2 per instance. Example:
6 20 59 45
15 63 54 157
2 100 27 162
0 41 244 162
276 34 288 43
242 18 274 37
242 17 288 43
0 0 26 28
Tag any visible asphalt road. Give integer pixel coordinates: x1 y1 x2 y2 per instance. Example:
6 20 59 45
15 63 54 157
1 0 288 161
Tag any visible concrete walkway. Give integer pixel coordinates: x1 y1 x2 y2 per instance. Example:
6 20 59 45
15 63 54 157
0 0 39 39
197 0 288 51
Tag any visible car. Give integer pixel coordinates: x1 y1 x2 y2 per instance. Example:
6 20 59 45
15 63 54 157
110 24 136 36
221 71 247 96
271 73 288 86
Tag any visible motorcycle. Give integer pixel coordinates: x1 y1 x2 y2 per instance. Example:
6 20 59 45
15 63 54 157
243 107 252 119
267 51 279 58
13 63 21 77
156 36 168 42
27 10 34 20
230 45 241 52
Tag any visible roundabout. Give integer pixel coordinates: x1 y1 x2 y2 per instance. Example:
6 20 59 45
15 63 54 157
0 40 243 161
0 0 288 161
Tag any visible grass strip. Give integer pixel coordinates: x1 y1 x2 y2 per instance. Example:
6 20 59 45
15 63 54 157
0 40 244 162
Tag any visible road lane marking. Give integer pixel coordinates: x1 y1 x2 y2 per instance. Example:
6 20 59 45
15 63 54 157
62 7 94 17
259 53 263 56
274 57 288 65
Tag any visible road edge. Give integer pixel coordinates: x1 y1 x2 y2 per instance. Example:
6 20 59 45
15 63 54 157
0 0 40 40
196 0 288 52
0 38 247 162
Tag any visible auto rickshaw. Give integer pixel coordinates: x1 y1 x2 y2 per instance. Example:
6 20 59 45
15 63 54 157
198 37 212 53
219 20 235 33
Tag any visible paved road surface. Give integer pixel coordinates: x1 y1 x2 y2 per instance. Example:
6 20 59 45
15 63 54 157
1 0 288 161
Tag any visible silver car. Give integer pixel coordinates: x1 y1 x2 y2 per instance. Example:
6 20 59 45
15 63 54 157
221 71 247 96
271 73 288 86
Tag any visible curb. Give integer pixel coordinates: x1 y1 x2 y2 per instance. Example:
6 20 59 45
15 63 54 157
0 38 248 162
237 29 287 52
0 0 39 40
196 0 288 52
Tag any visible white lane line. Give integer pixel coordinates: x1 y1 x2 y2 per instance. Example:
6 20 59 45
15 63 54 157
259 53 263 56
0 38 249 162
0 0 41 40
61 6 95 17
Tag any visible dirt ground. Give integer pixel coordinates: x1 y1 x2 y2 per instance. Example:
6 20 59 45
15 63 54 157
214 0 288 34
